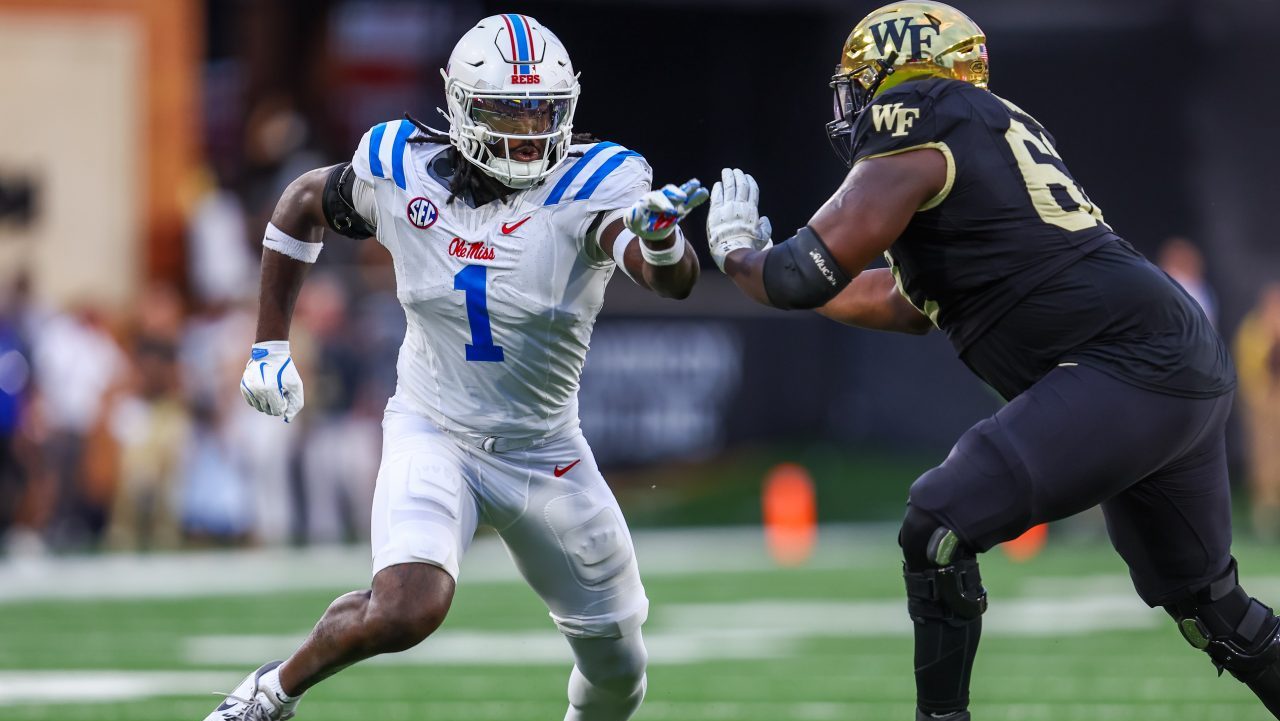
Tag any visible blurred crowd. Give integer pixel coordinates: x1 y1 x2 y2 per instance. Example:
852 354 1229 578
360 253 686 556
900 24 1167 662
1237 283 1280 540
0 271 400 556
3 2 1279 562
0 101 408 556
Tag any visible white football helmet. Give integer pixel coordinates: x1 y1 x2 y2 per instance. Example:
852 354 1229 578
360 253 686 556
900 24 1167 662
442 14 580 189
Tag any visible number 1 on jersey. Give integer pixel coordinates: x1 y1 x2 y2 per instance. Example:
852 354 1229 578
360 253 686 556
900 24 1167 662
453 265 505 362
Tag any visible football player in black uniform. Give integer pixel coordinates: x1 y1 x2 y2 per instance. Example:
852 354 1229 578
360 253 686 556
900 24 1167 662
704 2 1280 719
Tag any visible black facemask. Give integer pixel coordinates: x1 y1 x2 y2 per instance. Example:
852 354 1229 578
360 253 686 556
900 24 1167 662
825 52 898 167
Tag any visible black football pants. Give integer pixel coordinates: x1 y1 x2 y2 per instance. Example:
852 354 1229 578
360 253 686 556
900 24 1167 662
909 362 1233 608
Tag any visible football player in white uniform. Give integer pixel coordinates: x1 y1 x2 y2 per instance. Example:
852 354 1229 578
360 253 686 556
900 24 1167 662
208 14 706 721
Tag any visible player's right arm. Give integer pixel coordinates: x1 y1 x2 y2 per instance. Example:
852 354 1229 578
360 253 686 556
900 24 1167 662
241 162 374 421
815 268 932 334
707 151 945 315
708 82 956 327
255 167 331 343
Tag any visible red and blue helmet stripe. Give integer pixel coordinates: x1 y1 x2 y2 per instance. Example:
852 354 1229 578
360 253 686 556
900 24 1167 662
501 14 537 76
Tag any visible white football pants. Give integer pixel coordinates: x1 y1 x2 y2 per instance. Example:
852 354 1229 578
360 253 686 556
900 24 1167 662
369 406 649 717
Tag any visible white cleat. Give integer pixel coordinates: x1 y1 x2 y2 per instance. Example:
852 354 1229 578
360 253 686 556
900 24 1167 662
205 660 298 721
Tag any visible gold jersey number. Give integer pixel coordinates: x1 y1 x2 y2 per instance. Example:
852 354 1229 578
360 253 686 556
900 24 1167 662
1000 100 1108 233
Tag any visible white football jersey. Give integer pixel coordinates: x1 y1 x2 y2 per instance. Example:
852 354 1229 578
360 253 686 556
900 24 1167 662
349 119 651 442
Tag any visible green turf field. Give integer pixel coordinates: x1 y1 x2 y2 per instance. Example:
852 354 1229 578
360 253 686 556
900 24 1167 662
0 528 1276 721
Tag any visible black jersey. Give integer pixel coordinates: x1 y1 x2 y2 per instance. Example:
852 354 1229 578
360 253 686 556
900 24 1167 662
848 77 1234 400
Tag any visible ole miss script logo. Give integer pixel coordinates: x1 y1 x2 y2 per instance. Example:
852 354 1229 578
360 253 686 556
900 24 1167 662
450 237 496 261
407 197 439 229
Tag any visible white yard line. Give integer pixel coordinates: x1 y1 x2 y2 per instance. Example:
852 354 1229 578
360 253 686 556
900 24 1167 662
185 628 792 668
0 670 229 706
180 595 1163 670
0 525 897 603
6 523 1278 604
656 596 1165 636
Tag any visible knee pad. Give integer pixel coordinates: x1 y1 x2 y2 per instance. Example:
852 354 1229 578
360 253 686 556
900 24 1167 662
900 507 988 624
567 633 648 694
1166 559 1280 680
566 634 647 721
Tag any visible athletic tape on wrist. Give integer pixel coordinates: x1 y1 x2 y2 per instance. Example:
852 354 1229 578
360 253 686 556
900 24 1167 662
640 227 686 266
263 223 323 263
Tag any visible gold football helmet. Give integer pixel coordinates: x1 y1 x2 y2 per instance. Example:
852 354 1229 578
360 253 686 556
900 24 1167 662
827 1 988 165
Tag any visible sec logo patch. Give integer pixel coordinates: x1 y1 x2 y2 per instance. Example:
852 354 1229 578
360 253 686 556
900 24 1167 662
406 197 439 229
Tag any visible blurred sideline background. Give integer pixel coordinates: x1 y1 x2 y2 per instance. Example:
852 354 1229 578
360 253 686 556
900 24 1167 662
0 1 1279 718
1 0 1278 555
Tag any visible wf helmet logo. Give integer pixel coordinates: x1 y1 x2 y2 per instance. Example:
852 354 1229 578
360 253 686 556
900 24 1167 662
870 13 942 60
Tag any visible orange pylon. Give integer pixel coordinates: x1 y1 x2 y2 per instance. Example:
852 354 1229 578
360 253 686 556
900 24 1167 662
1002 523 1048 562
763 463 817 566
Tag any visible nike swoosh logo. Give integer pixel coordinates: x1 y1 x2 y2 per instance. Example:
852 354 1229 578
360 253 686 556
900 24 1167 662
259 362 268 384
553 459 581 477
215 700 236 712
501 216 531 234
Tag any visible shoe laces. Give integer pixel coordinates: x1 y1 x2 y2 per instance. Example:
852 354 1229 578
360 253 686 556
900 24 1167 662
209 691 287 721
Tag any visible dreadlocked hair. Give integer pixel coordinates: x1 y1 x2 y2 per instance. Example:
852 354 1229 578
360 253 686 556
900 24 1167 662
403 113 599 205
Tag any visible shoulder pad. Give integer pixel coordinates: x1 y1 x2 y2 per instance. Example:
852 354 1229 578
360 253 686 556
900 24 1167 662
850 79 969 165
541 142 652 211
351 119 418 190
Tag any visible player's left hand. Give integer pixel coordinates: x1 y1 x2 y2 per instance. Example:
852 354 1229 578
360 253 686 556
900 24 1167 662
625 178 710 242
707 168 773 273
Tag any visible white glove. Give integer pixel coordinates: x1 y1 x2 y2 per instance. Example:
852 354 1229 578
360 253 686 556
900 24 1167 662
706 168 773 272
625 178 710 241
240 340 304 423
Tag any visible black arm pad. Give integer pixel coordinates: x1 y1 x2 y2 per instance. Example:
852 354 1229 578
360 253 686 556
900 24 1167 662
761 226 852 309
322 163 376 239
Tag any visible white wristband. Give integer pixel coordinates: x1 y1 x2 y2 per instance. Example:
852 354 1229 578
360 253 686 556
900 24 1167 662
263 223 323 263
639 227 686 267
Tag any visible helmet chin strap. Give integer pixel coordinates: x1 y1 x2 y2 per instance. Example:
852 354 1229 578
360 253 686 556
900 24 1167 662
862 51 900 109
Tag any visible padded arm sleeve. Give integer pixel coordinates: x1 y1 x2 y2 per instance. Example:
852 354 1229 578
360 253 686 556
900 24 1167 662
322 163 377 239
761 226 852 310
